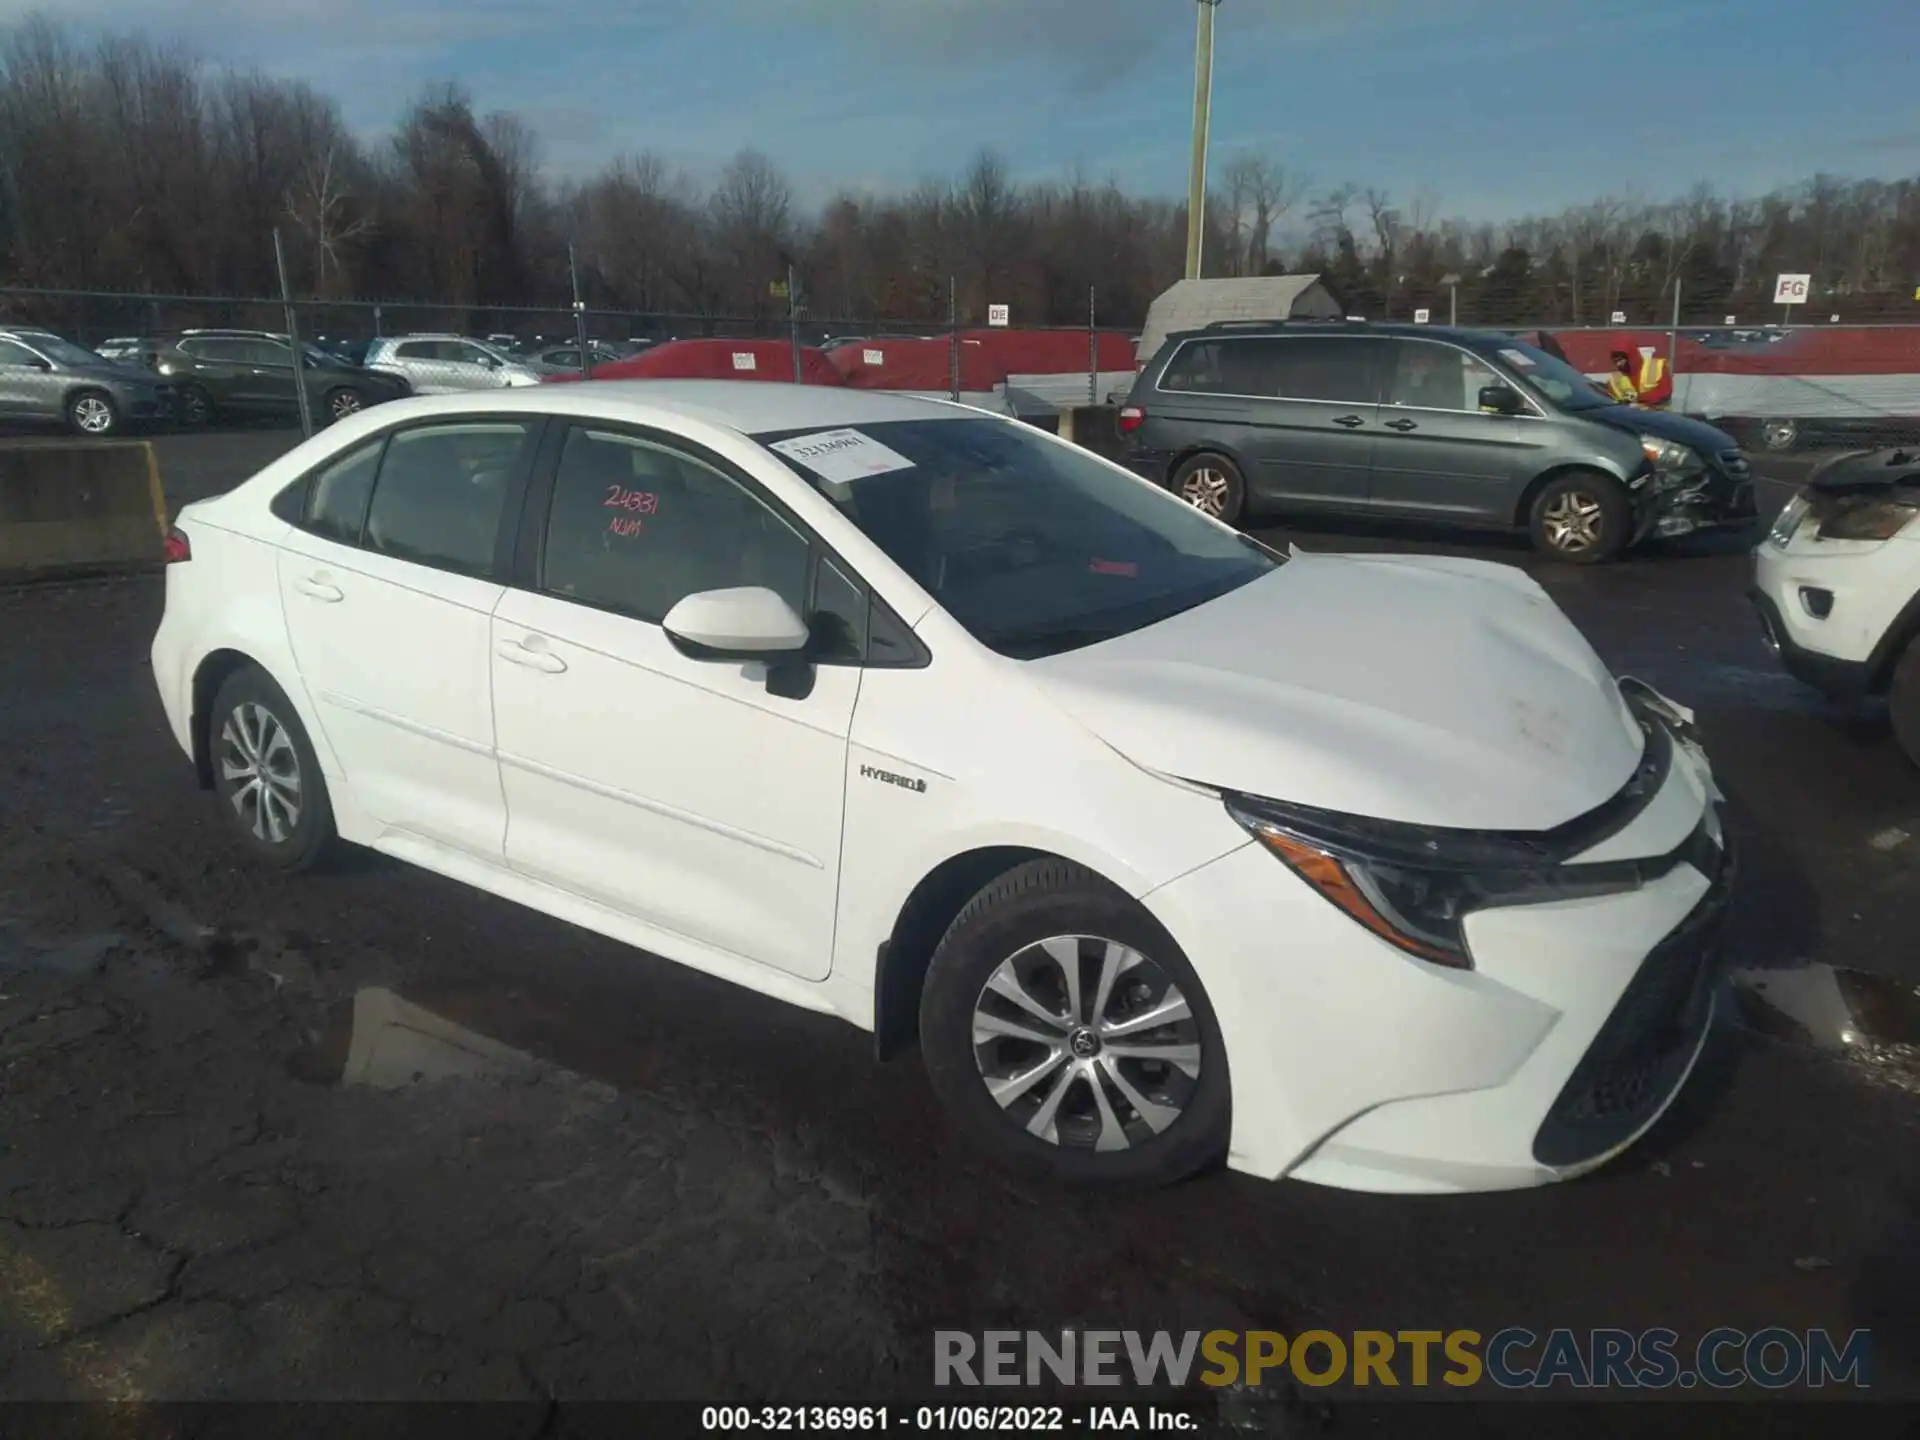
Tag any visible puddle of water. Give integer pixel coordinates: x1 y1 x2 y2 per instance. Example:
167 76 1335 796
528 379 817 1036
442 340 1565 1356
288 986 544 1090
1731 964 1920 1093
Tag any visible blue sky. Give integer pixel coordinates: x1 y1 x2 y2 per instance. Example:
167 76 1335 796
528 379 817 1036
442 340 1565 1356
13 0 1920 218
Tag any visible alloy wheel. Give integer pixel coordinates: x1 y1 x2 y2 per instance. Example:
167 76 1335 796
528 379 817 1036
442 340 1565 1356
219 701 303 845
971 935 1203 1152
329 390 363 420
179 388 211 425
1542 490 1605 554
1179 467 1231 518
1761 419 1798 451
72 396 114 434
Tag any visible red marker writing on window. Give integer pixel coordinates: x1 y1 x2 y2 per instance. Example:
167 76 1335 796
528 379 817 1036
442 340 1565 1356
1088 558 1138 577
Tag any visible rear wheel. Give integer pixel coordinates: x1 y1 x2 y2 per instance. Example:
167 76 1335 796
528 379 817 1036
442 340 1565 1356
324 387 364 424
1760 419 1800 452
1170 452 1246 527
209 666 337 873
919 858 1230 1189
1890 638 1920 771
1528 471 1629 563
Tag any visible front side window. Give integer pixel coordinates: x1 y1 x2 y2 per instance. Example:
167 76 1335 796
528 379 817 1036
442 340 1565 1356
1384 340 1504 413
362 421 534 576
1496 340 1611 411
541 427 811 625
243 339 292 367
760 417 1279 659
0 339 44 367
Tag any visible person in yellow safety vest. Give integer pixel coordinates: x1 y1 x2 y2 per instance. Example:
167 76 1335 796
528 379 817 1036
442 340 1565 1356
1634 348 1673 409
1606 350 1639 403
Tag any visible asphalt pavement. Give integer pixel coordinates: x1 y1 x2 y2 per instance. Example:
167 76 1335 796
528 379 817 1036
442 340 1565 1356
0 434 1916 1420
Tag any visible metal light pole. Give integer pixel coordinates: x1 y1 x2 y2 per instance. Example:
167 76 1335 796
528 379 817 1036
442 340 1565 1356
1441 272 1462 327
1184 0 1222 280
568 243 591 379
272 228 314 439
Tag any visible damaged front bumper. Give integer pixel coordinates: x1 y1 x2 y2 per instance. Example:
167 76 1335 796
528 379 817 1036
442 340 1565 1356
1631 455 1760 542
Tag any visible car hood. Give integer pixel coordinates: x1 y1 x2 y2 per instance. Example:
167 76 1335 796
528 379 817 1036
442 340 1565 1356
1024 551 1645 831
1587 402 1736 453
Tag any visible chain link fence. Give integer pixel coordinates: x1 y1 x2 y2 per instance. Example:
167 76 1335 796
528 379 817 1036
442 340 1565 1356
6 282 1920 452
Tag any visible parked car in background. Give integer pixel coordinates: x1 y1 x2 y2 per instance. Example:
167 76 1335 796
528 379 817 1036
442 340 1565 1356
1751 447 1920 767
1120 320 1757 562
94 337 149 365
152 330 409 427
0 327 172 436
362 335 543 394
521 342 629 377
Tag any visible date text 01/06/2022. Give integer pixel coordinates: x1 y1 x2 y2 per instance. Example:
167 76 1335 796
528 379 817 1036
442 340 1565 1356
700 1405 1200 1432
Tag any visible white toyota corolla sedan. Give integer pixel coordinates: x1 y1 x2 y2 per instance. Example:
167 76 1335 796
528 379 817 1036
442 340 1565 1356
152 382 1733 1193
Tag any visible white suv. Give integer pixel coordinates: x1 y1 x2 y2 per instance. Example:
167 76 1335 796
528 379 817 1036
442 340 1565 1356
151 382 1730 1193
363 335 542 394
1751 448 1920 766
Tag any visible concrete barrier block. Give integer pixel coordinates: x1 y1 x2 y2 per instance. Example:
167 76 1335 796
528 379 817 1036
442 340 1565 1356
0 440 168 581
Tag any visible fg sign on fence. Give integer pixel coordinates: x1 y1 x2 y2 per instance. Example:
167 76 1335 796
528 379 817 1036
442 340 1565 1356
1774 273 1811 305
987 304 1010 327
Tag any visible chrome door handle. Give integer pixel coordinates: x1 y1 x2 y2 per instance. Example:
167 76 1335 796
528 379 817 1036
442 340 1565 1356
1385 418 1418 431
294 576 344 603
496 639 567 674
1332 414 1366 428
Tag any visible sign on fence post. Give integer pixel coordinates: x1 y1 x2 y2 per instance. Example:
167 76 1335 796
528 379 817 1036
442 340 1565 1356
987 304 1010 328
1413 308 1430 325
1610 310 1627 325
1774 272 1810 324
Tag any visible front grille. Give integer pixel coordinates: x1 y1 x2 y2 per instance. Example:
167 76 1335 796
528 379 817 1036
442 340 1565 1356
1531 823 1733 1168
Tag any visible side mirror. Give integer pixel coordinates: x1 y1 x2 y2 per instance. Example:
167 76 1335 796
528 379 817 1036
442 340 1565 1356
662 587 810 662
1478 384 1524 415
481 355 501 369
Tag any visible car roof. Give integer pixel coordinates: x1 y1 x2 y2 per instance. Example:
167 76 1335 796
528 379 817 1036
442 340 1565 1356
375 333 486 343
1165 321 1513 346
346 379 979 434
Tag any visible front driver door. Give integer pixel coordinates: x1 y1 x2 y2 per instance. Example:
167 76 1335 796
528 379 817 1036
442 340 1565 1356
490 422 860 981
276 418 541 858
1369 338 1550 523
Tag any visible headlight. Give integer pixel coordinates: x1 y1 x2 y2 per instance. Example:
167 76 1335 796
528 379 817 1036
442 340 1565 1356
1816 496 1919 542
1768 490 1811 546
1640 434 1701 474
1224 788 1653 970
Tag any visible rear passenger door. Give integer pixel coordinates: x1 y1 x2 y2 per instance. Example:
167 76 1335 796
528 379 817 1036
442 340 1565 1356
1235 335 1386 510
1370 339 1549 523
180 339 257 409
275 418 543 859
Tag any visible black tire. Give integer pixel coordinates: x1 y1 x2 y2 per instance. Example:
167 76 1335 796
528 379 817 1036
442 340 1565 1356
1890 639 1920 771
1169 452 1247 527
323 387 365 425
65 388 119 437
208 666 337 873
176 384 214 428
919 858 1231 1189
1527 470 1629 564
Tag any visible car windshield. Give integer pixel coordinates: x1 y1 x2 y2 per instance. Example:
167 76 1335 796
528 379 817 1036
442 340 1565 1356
1493 340 1615 411
757 417 1281 660
25 334 107 367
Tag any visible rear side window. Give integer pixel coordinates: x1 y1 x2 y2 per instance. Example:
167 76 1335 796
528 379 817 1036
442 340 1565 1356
362 422 535 577
393 341 434 360
1267 337 1384 404
304 440 383 544
1159 339 1266 395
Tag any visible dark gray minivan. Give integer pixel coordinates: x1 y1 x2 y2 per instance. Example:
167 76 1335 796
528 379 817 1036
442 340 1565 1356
1118 321 1757 562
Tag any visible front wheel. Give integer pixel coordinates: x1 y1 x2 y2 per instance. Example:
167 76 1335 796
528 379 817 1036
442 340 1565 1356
1528 471 1629 563
1169 453 1246 527
1889 638 1920 771
66 389 119 437
1760 418 1800 452
919 858 1231 1189
209 666 338 872
323 387 364 424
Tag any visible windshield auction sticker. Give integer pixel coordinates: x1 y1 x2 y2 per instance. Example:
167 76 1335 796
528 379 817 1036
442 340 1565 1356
1498 348 1536 368
768 429 916 484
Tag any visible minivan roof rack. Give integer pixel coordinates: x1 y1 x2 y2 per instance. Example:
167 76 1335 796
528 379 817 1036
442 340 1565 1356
1200 317 1368 332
